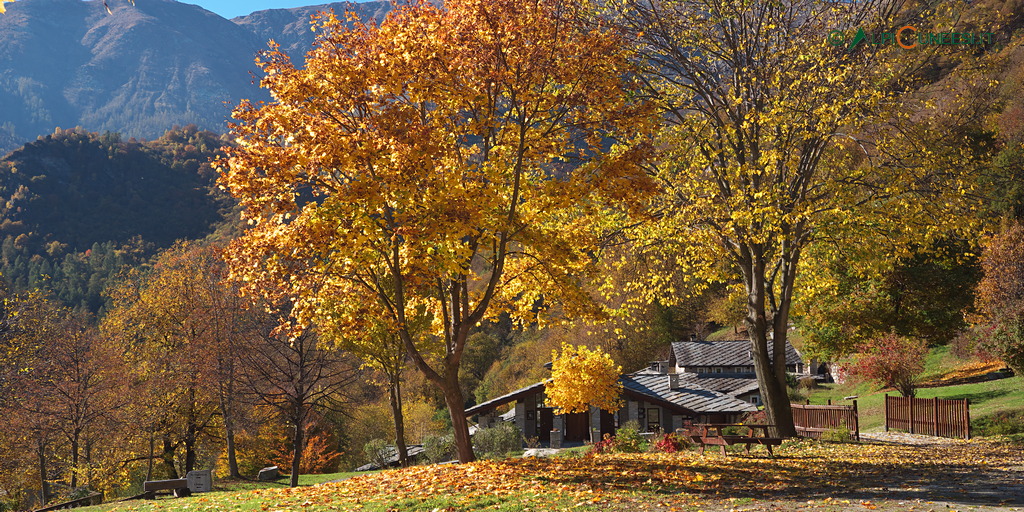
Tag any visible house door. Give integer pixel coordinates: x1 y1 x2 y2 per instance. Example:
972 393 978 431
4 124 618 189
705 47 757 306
564 412 589 442
538 408 554 443
600 409 615 438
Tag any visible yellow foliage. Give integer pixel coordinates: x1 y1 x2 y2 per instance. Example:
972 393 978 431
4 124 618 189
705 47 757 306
219 0 656 461
545 343 623 414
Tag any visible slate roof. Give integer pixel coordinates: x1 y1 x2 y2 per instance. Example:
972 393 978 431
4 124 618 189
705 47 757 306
464 380 548 416
675 373 762 397
464 374 756 418
671 339 801 368
622 374 757 414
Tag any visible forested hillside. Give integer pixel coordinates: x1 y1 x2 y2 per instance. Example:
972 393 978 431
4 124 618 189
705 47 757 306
0 125 231 312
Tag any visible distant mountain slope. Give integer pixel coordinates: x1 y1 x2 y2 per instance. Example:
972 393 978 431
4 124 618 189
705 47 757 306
0 0 266 152
0 125 229 250
0 0 392 154
233 1 392 57
0 125 232 311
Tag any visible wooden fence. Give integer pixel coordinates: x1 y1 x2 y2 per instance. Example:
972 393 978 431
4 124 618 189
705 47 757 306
884 395 971 439
791 401 860 441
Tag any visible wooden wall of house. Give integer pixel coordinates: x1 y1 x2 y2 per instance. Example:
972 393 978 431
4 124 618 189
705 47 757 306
615 400 697 434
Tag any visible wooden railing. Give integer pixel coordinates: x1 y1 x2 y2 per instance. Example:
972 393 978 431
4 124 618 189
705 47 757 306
884 395 970 439
791 401 860 441
33 492 102 511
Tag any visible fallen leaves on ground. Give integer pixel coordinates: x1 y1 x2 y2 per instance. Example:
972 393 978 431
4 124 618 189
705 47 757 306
124 437 1024 511
919 360 1007 387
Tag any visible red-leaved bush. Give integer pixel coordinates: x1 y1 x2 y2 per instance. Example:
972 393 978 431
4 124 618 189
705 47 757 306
849 333 928 397
654 433 687 453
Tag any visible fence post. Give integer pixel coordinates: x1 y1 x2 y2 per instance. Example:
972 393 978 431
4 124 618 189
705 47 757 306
909 396 916 434
933 397 939 437
884 394 889 432
965 398 971 440
853 399 860 441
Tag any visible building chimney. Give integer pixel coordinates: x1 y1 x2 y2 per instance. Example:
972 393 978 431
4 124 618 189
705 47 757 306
668 373 679 389
690 334 697 342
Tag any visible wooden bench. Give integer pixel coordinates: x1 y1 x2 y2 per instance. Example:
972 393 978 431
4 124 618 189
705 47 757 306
143 479 191 499
689 424 783 457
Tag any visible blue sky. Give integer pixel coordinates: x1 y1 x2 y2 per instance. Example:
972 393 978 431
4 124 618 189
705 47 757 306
181 0 347 19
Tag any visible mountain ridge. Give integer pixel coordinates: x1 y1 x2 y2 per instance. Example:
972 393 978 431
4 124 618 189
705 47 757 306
0 0 391 154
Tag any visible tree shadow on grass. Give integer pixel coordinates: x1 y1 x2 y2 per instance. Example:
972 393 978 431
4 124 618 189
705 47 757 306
940 389 1011 402
524 444 1023 508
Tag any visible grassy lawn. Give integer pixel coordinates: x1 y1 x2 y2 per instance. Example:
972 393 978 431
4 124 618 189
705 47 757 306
805 347 1023 432
76 437 1022 511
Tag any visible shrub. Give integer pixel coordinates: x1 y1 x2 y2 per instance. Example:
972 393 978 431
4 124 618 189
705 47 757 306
585 421 655 455
422 432 455 464
740 410 768 425
363 439 393 469
524 436 541 449
849 333 928 397
277 431 343 474
820 427 854 443
798 376 819 390
473 422 522 459
974 410 1024 436
587 433 616 455
612 421 645 453
654 433 688 453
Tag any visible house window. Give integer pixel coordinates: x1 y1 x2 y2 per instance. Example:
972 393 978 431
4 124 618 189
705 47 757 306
714 367 722 374
647 408 661 432
750 395 761 405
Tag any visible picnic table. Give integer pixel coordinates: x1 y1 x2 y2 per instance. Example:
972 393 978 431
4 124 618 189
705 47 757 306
687 424 783 457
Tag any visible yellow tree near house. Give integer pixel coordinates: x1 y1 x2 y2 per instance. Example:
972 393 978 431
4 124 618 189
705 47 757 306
603 0 999 436
546 343 623 414
219 0 656 463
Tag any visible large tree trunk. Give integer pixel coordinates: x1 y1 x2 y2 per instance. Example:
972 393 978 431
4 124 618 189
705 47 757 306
290 415 304 488
224 415 240 478
36 438 49 506
220 380 241 478
184 421 197 474
70 432 80 488
743 254 796 438
442 374 474 463
161 435 178 479
147 431 155 480
398 323 476 463
388 377 409 466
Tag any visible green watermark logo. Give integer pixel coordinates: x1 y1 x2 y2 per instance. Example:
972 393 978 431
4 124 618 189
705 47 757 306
828 26 994 50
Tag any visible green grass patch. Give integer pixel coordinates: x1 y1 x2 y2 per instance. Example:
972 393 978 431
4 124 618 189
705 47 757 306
806 361 1023 433
553 445 590 458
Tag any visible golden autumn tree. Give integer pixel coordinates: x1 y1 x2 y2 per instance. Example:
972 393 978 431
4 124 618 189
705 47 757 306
103 242 247 478
0 291 128 505
603 0 998 435
219 0 654 462
974 221 1024 374
318 304 427 467
545 343 623 414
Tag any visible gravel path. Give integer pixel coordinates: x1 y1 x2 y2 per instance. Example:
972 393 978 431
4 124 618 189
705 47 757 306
859 431 968 445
